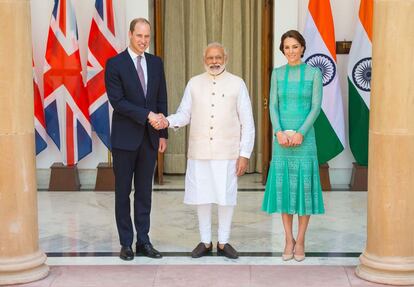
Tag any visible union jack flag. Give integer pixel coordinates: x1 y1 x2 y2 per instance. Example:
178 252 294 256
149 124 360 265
43 0 92 166
87 0 120 149
33 59 48 155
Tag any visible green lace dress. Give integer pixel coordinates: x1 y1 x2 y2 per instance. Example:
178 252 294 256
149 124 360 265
262 63 325 215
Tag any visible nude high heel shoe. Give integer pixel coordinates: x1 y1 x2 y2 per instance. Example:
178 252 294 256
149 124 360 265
282 253 294 261
293 253 305 262
293 244 305 262
282 240 295 261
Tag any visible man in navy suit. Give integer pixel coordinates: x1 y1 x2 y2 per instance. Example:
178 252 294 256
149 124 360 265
105 18 167 260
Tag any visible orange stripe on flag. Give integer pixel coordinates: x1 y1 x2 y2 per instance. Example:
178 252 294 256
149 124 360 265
359 0 373 42
309 0 336 61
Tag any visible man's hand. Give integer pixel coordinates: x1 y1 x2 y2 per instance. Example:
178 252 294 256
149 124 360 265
148 112 168 130
157 113 169 129
148 111 158 121
236 156 249 176
159 138 167 153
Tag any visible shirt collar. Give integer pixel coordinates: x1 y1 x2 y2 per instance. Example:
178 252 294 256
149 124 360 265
127 47 145 61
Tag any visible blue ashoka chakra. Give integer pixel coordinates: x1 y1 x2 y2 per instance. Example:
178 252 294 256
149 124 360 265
352 57 372 92
305 53 336 86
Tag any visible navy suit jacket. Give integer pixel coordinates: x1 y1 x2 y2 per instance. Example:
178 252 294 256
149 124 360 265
105 49 168 151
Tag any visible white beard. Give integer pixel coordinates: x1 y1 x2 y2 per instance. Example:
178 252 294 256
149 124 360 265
204 64 226 76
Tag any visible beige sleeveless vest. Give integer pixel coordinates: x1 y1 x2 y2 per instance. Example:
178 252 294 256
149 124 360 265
187 71 242 160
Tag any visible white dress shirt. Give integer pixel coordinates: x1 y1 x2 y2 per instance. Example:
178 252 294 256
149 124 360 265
127 47 148 86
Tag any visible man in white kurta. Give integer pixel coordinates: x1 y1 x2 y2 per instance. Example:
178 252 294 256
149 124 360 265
164 43 255 259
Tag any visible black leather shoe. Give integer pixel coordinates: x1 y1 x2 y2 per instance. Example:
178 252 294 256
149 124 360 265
119 246 134 261
191 242 212 258
136 243 162 259
217 242 239 259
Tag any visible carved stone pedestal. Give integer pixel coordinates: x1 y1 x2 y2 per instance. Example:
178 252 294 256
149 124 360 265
0 252 49 285
319 163 331 191
48 163 80 191
350 163 368 191
94 163 115 191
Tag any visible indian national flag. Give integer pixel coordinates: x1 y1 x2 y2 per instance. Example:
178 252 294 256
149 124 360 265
303 0 346 164
348 0 373 166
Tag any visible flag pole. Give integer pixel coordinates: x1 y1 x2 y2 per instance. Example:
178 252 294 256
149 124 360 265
108 150 112 167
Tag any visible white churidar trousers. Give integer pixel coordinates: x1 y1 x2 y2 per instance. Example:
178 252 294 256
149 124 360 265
197 204 234 244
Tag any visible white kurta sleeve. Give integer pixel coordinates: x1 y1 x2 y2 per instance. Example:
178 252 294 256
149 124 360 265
166 82 192 129
237 81 255 158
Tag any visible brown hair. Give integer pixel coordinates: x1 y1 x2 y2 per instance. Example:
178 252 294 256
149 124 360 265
129 18 151 33
279 30 306 57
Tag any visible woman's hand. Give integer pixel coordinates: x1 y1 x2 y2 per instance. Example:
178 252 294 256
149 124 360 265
289 132 303 147
276 131 289 147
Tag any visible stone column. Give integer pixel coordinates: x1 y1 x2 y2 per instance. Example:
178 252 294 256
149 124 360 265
0 0 49 285
356 0 414 285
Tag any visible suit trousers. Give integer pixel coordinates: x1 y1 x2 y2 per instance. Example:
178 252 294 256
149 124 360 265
112 129 157 247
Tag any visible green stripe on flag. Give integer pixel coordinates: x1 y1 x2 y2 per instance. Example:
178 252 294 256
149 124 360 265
314 111 344 164
348 78 369 166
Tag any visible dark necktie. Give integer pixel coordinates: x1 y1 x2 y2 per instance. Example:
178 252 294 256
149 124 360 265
136 55 146 96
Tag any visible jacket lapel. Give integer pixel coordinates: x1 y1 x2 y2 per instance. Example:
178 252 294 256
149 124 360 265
144 53 152 102
122 49 146 99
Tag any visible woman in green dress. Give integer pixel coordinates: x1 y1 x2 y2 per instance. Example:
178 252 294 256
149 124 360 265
262 30 325 262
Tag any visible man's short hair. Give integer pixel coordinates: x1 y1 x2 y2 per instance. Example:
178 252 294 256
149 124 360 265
203 42 228 58
129 18 151 33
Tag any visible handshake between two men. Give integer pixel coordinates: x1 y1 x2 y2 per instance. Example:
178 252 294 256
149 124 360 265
148 111 169 130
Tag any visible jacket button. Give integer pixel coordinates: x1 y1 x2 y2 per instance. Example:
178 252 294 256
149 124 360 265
211 115 214 118
212 92 215 95
210 126 213 129
211 104 215 107
210 137 213 140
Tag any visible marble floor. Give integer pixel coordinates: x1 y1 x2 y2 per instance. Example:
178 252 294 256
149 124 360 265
12 183 395 287
17 265 392 287
38 191 366 256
